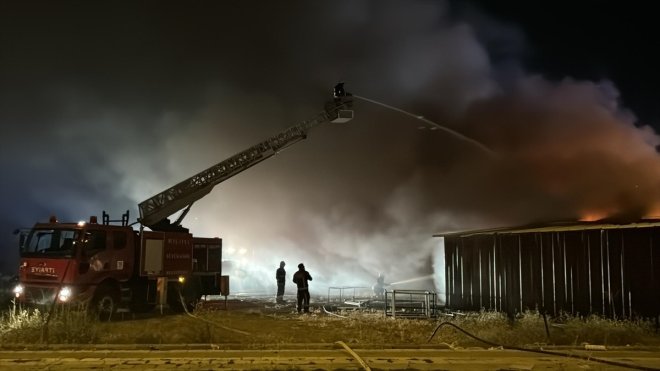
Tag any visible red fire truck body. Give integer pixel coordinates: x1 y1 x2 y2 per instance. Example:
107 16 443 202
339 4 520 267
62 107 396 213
15 215 221 316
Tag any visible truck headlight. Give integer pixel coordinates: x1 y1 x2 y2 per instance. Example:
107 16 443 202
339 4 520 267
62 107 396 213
58 286 73 302
12 284 24 298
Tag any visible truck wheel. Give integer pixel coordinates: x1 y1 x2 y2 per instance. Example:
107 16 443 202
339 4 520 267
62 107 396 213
92 286 119 321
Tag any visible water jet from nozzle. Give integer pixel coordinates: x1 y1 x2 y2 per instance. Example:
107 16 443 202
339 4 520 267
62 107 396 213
389 274 435 286
353 94 497 158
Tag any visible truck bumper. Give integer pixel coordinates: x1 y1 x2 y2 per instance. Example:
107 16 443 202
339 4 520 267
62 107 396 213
14 283 95 306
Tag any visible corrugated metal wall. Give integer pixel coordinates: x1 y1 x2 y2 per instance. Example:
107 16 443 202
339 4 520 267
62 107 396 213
444 227 660 318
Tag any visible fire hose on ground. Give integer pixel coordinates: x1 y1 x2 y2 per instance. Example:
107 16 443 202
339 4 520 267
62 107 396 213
177 289 251 337
428 321 660 371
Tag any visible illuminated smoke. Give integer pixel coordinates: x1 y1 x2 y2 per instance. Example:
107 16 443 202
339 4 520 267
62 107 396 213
3 1 660 301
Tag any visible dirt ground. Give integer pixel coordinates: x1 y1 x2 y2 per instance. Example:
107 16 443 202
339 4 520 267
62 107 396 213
79 296 660 350
4 297 660 370
92 296 433 346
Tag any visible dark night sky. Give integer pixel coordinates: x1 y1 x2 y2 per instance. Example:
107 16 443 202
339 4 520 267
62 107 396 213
2 1 660 292
462 1 660 126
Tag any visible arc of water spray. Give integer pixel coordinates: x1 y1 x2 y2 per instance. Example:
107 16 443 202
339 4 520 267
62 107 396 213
388 274 435 286
353 95 497 158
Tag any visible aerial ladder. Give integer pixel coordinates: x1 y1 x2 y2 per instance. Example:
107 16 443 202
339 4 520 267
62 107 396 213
138 83 354 231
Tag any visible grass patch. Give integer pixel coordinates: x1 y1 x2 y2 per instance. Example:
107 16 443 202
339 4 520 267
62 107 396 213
0 301 658 347
424 310 660 348
0 300 98 344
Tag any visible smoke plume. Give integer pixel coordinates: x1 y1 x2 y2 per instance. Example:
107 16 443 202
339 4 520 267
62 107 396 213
2 1 659 298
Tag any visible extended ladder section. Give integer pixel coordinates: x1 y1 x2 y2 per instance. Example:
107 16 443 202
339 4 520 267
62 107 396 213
138 88 353 230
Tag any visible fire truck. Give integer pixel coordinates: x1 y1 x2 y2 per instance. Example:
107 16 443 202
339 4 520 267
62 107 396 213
13 84 354 319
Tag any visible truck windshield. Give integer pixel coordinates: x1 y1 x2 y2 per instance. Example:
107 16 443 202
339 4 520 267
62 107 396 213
20 229 80 257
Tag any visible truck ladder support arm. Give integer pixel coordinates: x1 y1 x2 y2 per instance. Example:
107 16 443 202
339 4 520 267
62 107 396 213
138 89 353 229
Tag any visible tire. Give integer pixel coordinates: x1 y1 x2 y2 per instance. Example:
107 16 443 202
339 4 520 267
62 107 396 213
91 285 119 321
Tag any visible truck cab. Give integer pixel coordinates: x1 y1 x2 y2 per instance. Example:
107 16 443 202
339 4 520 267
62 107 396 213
14 215 135 307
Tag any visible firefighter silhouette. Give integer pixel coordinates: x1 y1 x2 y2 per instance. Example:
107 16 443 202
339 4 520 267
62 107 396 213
373 273 386 299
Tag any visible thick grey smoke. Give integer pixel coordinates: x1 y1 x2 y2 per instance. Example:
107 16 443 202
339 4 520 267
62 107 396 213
451 78 660 223
2 1 659 299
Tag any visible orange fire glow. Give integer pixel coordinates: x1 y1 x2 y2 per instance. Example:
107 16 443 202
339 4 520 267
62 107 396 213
643 204 660 219
578 208 616 222
579 212 608 222
580 205 660 222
